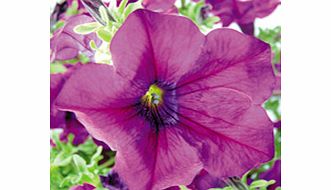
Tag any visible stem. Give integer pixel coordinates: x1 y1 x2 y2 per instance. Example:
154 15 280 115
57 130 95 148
99 157 115 169
181 0 186 9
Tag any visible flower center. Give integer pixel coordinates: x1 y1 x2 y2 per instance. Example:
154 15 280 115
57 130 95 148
142 84 164 107
137 82 178 132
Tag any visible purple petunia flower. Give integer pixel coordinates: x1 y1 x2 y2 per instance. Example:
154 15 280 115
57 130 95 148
51 65 90 145
50 14 101 62
259 160 281 189
116 0 177 13
100 170 129 190
142 0 177 13
70 183 95 190
206 0 280 35
51 64 113 149
188 169 227 190
56 9 275 189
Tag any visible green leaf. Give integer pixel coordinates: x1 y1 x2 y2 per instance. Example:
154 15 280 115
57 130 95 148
74 22 101 35
51 20 65 33
89 40 98 50
53 152 72 167
99 6 110 24
118 0 129 14
249 179 275 189
124 0 143 18
66 0 79 16
50 131 114 189
96 28 112 42
50 63 66 74
179 185 189 190
73 154 87 172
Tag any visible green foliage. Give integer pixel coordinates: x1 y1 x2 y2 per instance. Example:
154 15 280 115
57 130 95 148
71 0 142 64
66 0 79 16
179 0 220 32
257 26 281 65
50 130 111 190
74 22 102 35
50 63 67 74
51 20 65 34
264 95 281 121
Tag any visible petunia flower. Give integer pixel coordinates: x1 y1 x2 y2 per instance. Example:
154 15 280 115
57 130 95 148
116 0 177 13
259 159 281 190
188 169 227 190
100 170 129 190
51 65 90 145
50 14 102 62
70 183 95 190
206 0 280 35
100 170 179 190
56 9 275 189
142 0 177 13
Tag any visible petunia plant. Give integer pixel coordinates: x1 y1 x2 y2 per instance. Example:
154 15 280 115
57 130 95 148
50 0 281 190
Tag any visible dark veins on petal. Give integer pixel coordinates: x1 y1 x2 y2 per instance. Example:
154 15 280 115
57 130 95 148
135 81 179 133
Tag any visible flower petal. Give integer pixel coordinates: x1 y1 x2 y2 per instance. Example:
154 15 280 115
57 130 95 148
114 126 202 190
259 159 281 189
143 0 176 12
177 87 274 178
55 63 146 111
50 14 101 61
188 169 227 190
70 183 95 190
110 9 205 83
177 28 275 104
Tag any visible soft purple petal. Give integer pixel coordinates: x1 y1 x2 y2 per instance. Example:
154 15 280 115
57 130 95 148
176 28 275 178
177 28 275 104
70 183 95 190
51 73 67 129
177 89 274 178
259 160 281 189
100 170 129 190
274 120 281 129
51 64 90 145
143 0 176 12
59 113 90 145
188 170 227 190
50 14 101 61
110 9 205 84
207 0 280 27
55 63 147 150
238 22 255 36
114 126 202 190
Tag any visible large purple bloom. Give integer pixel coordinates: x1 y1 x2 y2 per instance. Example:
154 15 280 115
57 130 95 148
50 14 101 62
56 9 275 190
206 0 280 35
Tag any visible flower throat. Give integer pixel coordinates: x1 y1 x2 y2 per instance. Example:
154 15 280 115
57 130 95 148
137 83 178 132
